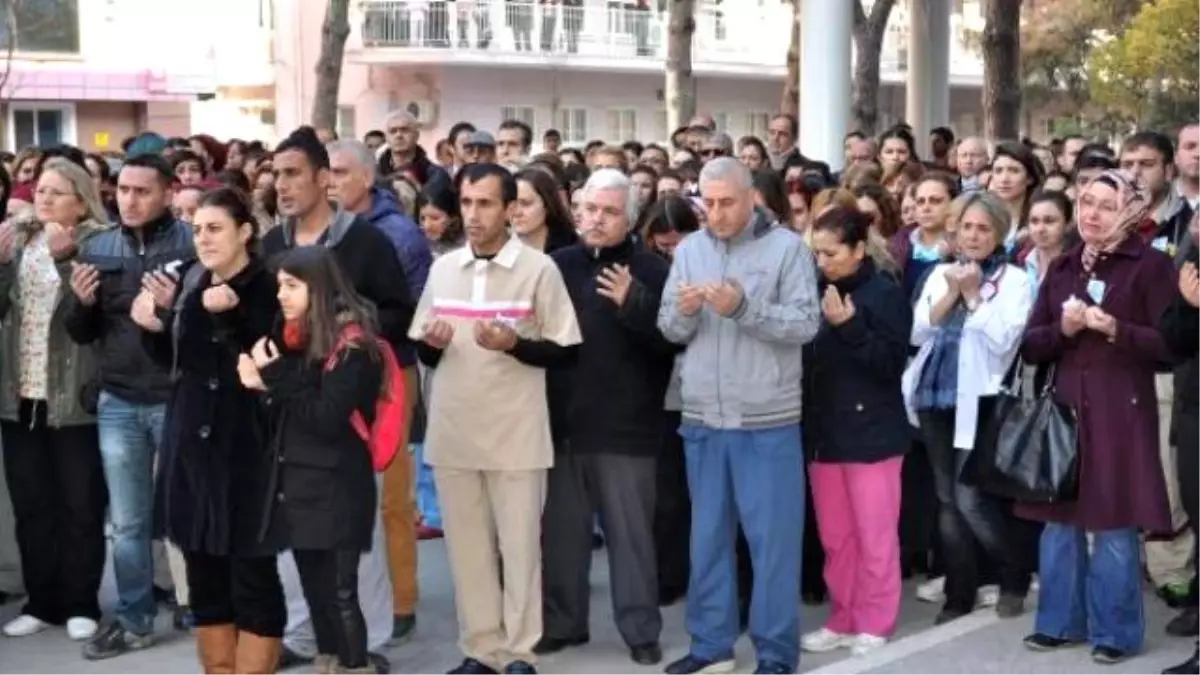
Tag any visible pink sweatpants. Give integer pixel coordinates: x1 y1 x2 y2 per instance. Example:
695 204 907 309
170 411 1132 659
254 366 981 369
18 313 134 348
810 456 903 637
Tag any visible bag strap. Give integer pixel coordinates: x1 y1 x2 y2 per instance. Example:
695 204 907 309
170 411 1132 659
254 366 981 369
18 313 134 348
999 354 1024 397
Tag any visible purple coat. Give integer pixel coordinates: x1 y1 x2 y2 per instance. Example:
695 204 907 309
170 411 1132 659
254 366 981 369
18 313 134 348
1017 236 1176 533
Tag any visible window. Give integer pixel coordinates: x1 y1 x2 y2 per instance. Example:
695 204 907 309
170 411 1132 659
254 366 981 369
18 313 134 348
745 112 770 139
500 105 536 132
0 0 80 53
8 103 75 150
606 109 637 143
558 107 588 144
336 106 355 141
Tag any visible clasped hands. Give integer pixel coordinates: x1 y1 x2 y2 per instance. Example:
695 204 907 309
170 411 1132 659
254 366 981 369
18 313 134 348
676 281 742 318
1061 295 1116 340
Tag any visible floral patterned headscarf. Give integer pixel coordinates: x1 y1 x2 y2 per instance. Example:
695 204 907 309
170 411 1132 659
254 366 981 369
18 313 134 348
1080 168 1152 272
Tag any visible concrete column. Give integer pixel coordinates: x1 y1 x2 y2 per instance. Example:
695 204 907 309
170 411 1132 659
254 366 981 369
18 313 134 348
798 0 852 171
905 0 931 157
906 0 952 158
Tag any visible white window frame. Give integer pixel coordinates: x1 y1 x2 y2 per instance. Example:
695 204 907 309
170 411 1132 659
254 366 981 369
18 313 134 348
558 107 588 144
336 105 356 141
745 111 771 140
606 108 637 143
500 105 537 135
6 101 77 150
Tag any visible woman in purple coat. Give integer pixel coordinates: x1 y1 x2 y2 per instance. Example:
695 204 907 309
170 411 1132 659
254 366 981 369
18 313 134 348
1019 169 1177 664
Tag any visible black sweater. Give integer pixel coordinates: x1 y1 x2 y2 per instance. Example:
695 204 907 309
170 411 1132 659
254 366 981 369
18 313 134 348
262 211 416 363
802 259 913 464
548 238 678 456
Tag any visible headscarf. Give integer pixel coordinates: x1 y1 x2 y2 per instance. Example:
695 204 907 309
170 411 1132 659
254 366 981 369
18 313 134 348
1080 168 1152 272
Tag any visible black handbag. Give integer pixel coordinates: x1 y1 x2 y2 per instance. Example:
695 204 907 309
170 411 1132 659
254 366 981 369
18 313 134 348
973 360 1080 503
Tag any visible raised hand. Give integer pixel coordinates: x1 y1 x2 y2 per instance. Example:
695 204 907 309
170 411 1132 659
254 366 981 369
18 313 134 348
421 319 455 349
202 284 239 313
69 261 100 306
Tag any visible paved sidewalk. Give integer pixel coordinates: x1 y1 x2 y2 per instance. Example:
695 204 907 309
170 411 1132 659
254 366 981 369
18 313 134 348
0 539 1191 673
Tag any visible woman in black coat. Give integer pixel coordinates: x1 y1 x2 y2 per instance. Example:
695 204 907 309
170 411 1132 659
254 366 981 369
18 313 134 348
237 245 383 675
800 206 913 654
135 187 284 673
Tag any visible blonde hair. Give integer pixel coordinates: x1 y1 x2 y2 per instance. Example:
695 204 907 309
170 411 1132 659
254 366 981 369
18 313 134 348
39 158 108 225
811 188 857 217
12 147 41 179
840 163 882 190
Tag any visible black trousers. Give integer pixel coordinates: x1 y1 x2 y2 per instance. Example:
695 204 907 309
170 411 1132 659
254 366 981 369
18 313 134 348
900 437 940 577
1177 409 1199 600
543 453 661 646
184 550 286 637
655 413 690 599
294 549 367 669
1 399 106 623
919 408 1035 613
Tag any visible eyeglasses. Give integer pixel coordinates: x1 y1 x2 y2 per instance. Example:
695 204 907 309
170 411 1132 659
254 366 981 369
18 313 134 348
700 149 728 158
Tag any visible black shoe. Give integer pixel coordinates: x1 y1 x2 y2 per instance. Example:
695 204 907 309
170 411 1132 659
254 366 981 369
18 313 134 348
753 662 792 675
448 659 499 674
1092 645 1129 664
272 643 309 667
276 643 312 667
532 634 589 655
152 585 175 607
631 643 662 666
81 620 154 661
658 587 686 607
392 613 416 641
1023 633 1083 651
1163 647 1199 674
934 608 970 625
1169 607 1200 637
369 651 391 674
664 654 736 674
172 605 194 632
503 661 536 674
591 533 604 549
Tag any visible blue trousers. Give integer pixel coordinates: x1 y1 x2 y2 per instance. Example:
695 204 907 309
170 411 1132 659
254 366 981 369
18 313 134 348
97 391 166 635
680 423 804 669
1034 523 1145 654
413 443 441 529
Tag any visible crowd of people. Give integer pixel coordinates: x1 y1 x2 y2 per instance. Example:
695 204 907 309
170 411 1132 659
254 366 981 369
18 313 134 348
0 109 1195 675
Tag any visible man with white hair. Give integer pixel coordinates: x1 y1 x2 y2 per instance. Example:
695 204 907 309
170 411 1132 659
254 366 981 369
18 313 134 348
537 169 676 666
377 109 450 190
658 157 819 675
327 139 431 641
956 137 990 193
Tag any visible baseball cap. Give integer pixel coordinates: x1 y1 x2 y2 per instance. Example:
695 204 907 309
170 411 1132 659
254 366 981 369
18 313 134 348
465 130 496 148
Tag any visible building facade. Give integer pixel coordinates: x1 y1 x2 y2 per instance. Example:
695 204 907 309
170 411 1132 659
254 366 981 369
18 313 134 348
1 0 216 153
256 0 1060 152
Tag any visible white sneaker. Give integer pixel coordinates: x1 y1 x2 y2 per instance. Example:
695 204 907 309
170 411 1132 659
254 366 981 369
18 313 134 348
975 584 1000 608
916 576 945 603
66 617 98 641
2 614 50 637
801 627 855 653
851 634 888 656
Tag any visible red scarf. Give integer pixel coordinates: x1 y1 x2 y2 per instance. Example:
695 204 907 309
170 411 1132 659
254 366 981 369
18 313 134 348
282 319 307 351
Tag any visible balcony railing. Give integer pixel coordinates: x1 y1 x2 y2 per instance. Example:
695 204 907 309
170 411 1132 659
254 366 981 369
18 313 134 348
353 0 984 80
356 0 789 68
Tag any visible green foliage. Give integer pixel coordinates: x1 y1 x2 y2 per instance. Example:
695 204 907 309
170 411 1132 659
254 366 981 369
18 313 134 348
1088 0 1200 129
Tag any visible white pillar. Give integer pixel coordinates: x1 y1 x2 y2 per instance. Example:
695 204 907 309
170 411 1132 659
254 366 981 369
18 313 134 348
905 0 931 157
798 0 853 171
928 0 952 133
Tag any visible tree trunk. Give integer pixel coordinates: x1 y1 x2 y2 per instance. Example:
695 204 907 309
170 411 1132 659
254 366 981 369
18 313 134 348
982 0 1022 140
665 0 696 134
780 0 801 118
311 0 352 132
850 0 896 136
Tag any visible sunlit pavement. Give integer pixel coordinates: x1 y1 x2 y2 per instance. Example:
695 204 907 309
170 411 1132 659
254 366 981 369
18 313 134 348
0 539 1191 674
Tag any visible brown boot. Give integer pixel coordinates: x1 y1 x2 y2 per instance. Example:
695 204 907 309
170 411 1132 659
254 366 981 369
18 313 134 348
313 654 338 674
194 624 237 674
234 631 283 674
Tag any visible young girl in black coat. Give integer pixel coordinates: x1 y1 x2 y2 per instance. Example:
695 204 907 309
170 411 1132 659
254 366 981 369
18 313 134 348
236 245 385 674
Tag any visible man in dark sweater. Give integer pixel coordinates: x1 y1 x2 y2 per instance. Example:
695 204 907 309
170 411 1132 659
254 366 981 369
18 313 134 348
260 127 414 672
538 169 677 667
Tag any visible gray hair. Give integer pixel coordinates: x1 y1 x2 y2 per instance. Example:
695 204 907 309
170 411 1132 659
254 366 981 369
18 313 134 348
326 140 377 180
951 190 1012 246
698 156 752 190
584 168 640 227
383 108 418 129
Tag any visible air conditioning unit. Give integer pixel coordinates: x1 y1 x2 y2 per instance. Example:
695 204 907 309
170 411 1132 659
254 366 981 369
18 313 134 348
404 100 439 127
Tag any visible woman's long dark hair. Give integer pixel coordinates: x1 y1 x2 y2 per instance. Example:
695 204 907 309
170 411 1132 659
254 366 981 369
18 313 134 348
515 168 577 253
274 246 384 371
752 169 790 224
198 186 261 259
415 180 463 245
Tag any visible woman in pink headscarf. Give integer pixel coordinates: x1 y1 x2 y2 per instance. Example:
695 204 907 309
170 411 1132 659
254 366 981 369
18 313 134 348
1019 169 1178 664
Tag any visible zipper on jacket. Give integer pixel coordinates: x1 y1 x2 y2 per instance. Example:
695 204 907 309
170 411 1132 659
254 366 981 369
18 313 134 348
718 240 728 424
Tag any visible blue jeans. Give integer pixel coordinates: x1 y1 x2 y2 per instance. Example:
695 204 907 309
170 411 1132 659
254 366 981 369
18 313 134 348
680 423 804 669
1035 523 1145 654
98 391 166 635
